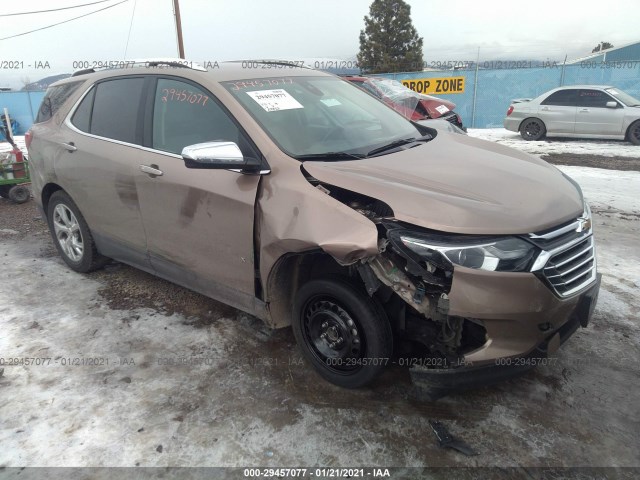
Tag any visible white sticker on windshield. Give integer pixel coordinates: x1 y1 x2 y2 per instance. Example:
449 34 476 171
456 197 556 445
320 98 341 107
246 89 303 112
435 105 450 114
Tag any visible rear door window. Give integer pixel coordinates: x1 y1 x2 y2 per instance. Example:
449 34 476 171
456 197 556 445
35 81 84 123
90 78 145 144
541 89 577 106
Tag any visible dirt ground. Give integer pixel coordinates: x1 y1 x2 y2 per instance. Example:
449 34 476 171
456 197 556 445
0 158 639 476
542 153 640 171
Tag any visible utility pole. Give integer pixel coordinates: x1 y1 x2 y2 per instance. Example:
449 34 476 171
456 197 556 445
172 0 185 59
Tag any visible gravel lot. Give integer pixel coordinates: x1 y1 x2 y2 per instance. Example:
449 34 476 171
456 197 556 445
0 149 639 474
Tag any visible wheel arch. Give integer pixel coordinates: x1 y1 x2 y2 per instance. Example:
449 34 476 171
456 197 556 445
625 119 640 143
265 250 355 328
41 182 64 217
519 116 546 132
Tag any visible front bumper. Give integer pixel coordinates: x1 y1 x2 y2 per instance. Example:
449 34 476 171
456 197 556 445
411 271 601 400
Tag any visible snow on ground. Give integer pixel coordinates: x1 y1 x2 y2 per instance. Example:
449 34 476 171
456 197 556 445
556 165 640 214
469 128 640 158
0 135 26 155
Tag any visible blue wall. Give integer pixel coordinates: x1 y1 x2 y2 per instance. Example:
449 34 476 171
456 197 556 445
1 62 639 133
0 91 46 135
378 63 640 128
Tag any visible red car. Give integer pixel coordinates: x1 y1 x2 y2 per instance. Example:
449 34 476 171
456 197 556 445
344 75 465 130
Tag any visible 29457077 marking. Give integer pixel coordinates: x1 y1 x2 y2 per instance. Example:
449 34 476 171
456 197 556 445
243 467 391 477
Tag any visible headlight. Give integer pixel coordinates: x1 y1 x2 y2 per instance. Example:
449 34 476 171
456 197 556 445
397 234 536 272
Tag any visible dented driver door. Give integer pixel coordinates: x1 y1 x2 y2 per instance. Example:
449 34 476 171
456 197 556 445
133 77 262 314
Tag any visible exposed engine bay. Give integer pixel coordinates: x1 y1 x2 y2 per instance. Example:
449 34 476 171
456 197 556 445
304 170 487 366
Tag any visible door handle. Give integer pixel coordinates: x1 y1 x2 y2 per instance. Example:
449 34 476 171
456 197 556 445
579 108 590 113
140 164 163 177
541 107 550 111
60 142 77 152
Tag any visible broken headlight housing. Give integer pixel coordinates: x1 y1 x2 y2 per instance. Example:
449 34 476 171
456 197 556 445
394 232 537 272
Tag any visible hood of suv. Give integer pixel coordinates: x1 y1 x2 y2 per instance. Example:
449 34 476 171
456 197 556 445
303 133 583 235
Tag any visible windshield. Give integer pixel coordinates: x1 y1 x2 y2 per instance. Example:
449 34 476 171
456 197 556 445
223 76 422 158
605 88 640 106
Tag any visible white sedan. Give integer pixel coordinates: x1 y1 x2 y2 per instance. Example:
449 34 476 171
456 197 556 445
504 85 640 144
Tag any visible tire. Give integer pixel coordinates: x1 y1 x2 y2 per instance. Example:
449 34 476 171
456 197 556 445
292 278 393 388
519 118 546 141
46 191 108 273
8 185 30 204
628 120 640 145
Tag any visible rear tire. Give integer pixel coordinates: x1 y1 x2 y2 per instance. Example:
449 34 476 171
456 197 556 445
520 118 546 141
46 191 108 273
8 185 30 204
628 120 640 145
293 278 393 388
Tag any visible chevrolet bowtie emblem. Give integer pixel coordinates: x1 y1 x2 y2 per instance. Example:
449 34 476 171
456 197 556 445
576 217 592 233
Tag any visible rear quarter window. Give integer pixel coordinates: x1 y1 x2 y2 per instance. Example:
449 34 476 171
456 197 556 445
35 81 84 123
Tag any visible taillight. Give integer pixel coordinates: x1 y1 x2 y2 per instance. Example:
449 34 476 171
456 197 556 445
506 105 514 116
25 130 33 149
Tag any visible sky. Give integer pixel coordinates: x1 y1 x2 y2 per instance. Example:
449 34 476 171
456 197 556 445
0 0 639 88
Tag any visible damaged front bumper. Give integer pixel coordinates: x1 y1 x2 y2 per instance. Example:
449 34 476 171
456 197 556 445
411 272 601 400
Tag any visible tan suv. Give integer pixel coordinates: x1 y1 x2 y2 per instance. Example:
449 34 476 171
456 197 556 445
27 60 601 399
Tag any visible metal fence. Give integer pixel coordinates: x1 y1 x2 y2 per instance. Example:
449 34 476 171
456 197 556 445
1 62 639 134
379 62 640 128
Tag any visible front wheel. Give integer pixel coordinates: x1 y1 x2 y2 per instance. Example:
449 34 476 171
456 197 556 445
292 278 393 388
628 120 640 145
46 191 108 273
520 118 546 141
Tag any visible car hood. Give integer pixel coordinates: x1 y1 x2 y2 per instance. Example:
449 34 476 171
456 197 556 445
303 133 583 235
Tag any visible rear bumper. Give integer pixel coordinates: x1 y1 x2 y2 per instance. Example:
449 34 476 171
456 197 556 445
411 273 601 400
503 117 520 132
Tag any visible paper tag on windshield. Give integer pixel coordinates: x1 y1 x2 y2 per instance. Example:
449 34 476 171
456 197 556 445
246 89 303 112
435 105 450 114
321 98 341 107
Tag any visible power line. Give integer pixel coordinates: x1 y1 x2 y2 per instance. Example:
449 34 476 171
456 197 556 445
0 0 130 41
0 0 119 17
123 0 138 58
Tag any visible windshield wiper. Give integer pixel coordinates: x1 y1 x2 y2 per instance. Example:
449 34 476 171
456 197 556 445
366 134 432 157
296 152 366 161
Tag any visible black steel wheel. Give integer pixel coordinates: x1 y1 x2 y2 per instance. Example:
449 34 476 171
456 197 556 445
293 278 392 388
628 120 640 145
519 118 546 141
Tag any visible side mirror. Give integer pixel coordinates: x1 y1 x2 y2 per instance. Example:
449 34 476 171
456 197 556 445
605 101 618 108
181 141 262 172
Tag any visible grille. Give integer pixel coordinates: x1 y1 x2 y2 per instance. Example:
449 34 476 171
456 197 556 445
542 235 596 297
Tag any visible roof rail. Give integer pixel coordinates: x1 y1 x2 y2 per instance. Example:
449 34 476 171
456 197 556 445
71 58 207 77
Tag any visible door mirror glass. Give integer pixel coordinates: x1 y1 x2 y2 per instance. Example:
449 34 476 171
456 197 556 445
182 141 261 171
605 101 618 108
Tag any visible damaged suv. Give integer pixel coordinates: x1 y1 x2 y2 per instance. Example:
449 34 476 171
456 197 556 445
28 60 600 399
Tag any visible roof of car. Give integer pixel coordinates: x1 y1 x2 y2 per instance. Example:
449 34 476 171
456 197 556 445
52 59 333 88
553 85 614 90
